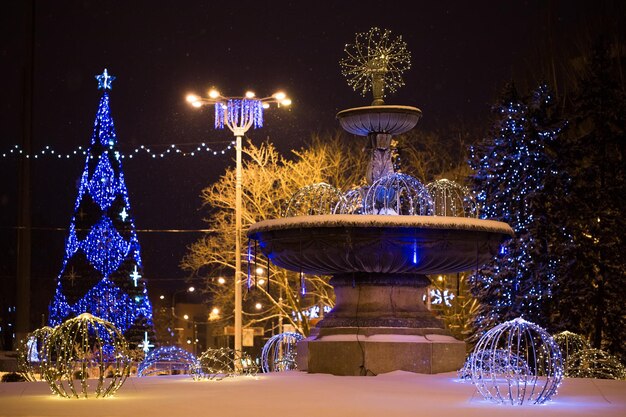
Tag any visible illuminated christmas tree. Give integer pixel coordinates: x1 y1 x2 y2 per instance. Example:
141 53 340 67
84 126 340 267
48 69 155 347
468 82 562 337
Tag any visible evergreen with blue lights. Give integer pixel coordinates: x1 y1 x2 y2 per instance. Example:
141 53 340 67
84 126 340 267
468 82 562 337
48 69 155 347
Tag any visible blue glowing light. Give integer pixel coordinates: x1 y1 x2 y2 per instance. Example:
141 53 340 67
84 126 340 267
48 71 154 340
215 99 264 130
96 68 115 90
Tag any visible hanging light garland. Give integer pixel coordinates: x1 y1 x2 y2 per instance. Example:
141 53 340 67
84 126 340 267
1 141 236 160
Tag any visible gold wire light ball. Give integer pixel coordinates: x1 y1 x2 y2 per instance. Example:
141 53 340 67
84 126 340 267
17 326 55 382
196 347 258 380
552 330 590 373
42 313 131 398
340 27 411 103
426 179 478 217
566 348 626 380
470 317 564 405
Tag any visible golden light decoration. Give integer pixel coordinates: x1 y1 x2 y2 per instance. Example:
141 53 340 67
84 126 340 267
196 347 258 380
340 27 411 105
41 313 131 398
566 348 626 380
426 179 479 218
552 330 590 374
17 326 55 382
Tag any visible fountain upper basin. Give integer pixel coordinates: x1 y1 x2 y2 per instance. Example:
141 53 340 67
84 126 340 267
336 105 422 136
248 215 514 276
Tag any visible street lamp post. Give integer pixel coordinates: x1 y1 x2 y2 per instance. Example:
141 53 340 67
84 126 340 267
187 88 291 359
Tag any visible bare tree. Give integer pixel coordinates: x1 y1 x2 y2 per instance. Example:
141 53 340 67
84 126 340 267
181 137 364 337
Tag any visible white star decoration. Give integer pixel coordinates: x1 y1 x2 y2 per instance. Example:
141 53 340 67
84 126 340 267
138 332 154 353
96 68 115 90
120 207 128 221
130 265 142 286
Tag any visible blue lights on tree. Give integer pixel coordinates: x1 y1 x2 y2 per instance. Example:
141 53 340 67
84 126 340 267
468 82 563 337
48 69 155 347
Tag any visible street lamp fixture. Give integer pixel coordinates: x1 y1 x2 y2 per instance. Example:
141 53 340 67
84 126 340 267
187 87 291 359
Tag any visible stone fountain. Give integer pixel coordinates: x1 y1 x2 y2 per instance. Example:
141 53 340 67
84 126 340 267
247 28 513 376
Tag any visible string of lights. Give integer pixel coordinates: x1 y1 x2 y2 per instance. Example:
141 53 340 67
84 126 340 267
1 141 236 159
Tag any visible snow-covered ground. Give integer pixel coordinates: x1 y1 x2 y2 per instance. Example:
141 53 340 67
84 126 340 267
1 371 624 417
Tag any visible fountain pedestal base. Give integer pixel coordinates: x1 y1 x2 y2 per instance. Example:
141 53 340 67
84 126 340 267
296 274 466 375
297 327 466 376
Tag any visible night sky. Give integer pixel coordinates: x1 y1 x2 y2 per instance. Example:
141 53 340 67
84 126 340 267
1 1 623 327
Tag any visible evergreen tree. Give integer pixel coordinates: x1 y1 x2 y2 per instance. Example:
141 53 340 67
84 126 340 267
548 40 626 361
48 69 155 348
468 82 562 337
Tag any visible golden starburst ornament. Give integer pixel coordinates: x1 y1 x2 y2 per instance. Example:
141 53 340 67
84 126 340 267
340 27 411 105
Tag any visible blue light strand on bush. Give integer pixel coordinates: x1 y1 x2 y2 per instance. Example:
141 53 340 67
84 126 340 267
48 70 155 340
468 84 563 333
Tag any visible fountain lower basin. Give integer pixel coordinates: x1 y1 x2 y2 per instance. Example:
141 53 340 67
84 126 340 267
248 215 513 375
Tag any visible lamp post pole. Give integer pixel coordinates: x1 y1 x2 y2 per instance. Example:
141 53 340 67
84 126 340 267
187 88 291 360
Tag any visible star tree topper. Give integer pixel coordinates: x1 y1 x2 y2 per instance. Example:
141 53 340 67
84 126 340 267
96 68 116 90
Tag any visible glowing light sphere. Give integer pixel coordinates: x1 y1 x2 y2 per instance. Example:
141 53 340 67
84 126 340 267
364 173 433 215
283 183 345 217
42 313 131 398
552 331 590 372
196 347 258 380
426 179 478 217
566 348 626 380
458 349 529 382
137 345 200 377
261 332 304 373
334 187 367 214
17 326 55 382
340 27 411 104
469 318 563 405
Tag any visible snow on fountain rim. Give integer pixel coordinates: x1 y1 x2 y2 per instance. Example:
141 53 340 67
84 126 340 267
248 214 514 236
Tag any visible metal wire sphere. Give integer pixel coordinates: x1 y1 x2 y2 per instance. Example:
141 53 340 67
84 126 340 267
283 182 345 217
334 186 367 214
196 347 258 380
566 348 626 380
458 349 529 382
41 313 131 398
363 173 433 215
17 326 55 382
137 346 200 377
261 332 304 373
469 318 563 405
552 331 590 374
426 179 478 217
